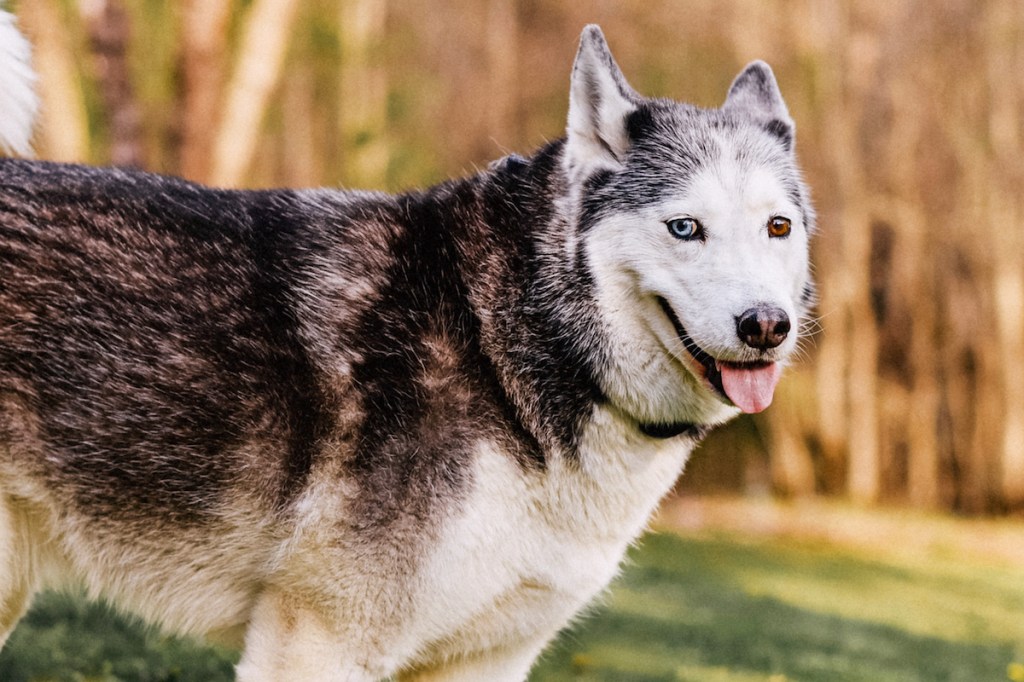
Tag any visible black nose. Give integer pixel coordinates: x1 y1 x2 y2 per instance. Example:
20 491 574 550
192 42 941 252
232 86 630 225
736 306 791 350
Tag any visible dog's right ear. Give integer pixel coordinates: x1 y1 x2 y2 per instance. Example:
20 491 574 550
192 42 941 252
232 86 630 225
564 25 638 183
723 61 794 151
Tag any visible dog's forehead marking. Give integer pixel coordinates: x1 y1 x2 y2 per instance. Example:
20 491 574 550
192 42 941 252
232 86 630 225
685 154 797 227
634 119 799 221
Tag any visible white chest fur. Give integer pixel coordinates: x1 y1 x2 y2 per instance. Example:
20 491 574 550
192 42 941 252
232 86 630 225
405 403 695 666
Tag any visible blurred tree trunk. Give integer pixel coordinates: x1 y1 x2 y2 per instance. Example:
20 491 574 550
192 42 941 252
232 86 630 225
788 1 851 497
485 0 518 150
19 0 90 162
884 65 941 508
768 375 817 497
79 0 144 168
842 206 881 505
179 0 231 182
338 0 389 189
986 0 1024 508
282 66 321 187
991 175 1024 509
210 0 300 187
903 204 941 509
832 15 881 505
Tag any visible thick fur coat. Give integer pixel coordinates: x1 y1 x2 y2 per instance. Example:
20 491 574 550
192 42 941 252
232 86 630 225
0 22 813 681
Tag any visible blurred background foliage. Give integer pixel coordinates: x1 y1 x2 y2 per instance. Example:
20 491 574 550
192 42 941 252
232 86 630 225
9 0 1024 516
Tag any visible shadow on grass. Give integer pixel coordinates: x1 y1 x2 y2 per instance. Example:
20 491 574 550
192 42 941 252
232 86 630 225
0 591 237 682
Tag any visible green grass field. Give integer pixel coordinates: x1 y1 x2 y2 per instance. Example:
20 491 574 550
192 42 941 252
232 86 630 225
2 524 1022 681
533 531 1024 681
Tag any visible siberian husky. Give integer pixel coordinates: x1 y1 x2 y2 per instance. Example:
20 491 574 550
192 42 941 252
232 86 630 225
0 13 814 681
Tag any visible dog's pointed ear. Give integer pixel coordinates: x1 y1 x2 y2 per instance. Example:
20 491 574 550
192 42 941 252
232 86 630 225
565 25 639 181
723 61 795 150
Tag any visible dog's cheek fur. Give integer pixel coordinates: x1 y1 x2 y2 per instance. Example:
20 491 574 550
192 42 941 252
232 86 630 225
581 213 735 428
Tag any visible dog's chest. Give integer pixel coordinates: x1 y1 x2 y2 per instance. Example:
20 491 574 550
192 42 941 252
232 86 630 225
406 406 693 660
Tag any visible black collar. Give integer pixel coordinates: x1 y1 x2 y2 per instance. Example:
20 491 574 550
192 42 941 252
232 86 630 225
638 421 707 440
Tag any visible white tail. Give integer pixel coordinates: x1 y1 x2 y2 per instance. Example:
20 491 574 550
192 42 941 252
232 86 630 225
0 9 37 157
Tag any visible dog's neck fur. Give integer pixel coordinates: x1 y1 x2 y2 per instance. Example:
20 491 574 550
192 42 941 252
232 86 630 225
413 139 709 466
420 140 606 463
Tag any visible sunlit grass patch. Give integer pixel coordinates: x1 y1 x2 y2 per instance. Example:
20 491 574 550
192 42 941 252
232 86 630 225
533 531 1024 681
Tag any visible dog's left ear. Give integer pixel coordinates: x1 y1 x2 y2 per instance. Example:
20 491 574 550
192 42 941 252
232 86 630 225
565 25 639 182
723 61 794 151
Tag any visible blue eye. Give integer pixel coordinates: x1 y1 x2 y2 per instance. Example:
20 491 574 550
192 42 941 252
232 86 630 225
666 217 704 241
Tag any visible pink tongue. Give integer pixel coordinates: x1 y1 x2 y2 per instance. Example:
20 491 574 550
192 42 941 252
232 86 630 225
719 362 782 413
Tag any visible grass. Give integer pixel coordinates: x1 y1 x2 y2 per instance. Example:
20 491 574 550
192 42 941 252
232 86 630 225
2 515 1022 681
0 592 237 682
532 531 1024 681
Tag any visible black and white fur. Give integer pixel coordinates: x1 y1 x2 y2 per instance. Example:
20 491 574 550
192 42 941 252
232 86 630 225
0 19 813 681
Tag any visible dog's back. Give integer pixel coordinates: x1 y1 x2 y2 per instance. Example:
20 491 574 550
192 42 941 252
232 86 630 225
1 161 315 512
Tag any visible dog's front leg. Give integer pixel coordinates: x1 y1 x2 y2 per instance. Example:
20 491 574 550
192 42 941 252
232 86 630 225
235 587 394 682
0 495 39 650
397 636 552 682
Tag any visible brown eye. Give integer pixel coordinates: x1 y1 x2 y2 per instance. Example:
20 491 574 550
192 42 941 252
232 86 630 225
768 216 792 238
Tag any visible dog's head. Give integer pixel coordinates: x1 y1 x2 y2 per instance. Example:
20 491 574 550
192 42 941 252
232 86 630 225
564 26 814 430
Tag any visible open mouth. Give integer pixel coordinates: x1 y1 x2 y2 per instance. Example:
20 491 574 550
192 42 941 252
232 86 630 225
656 297 782 414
